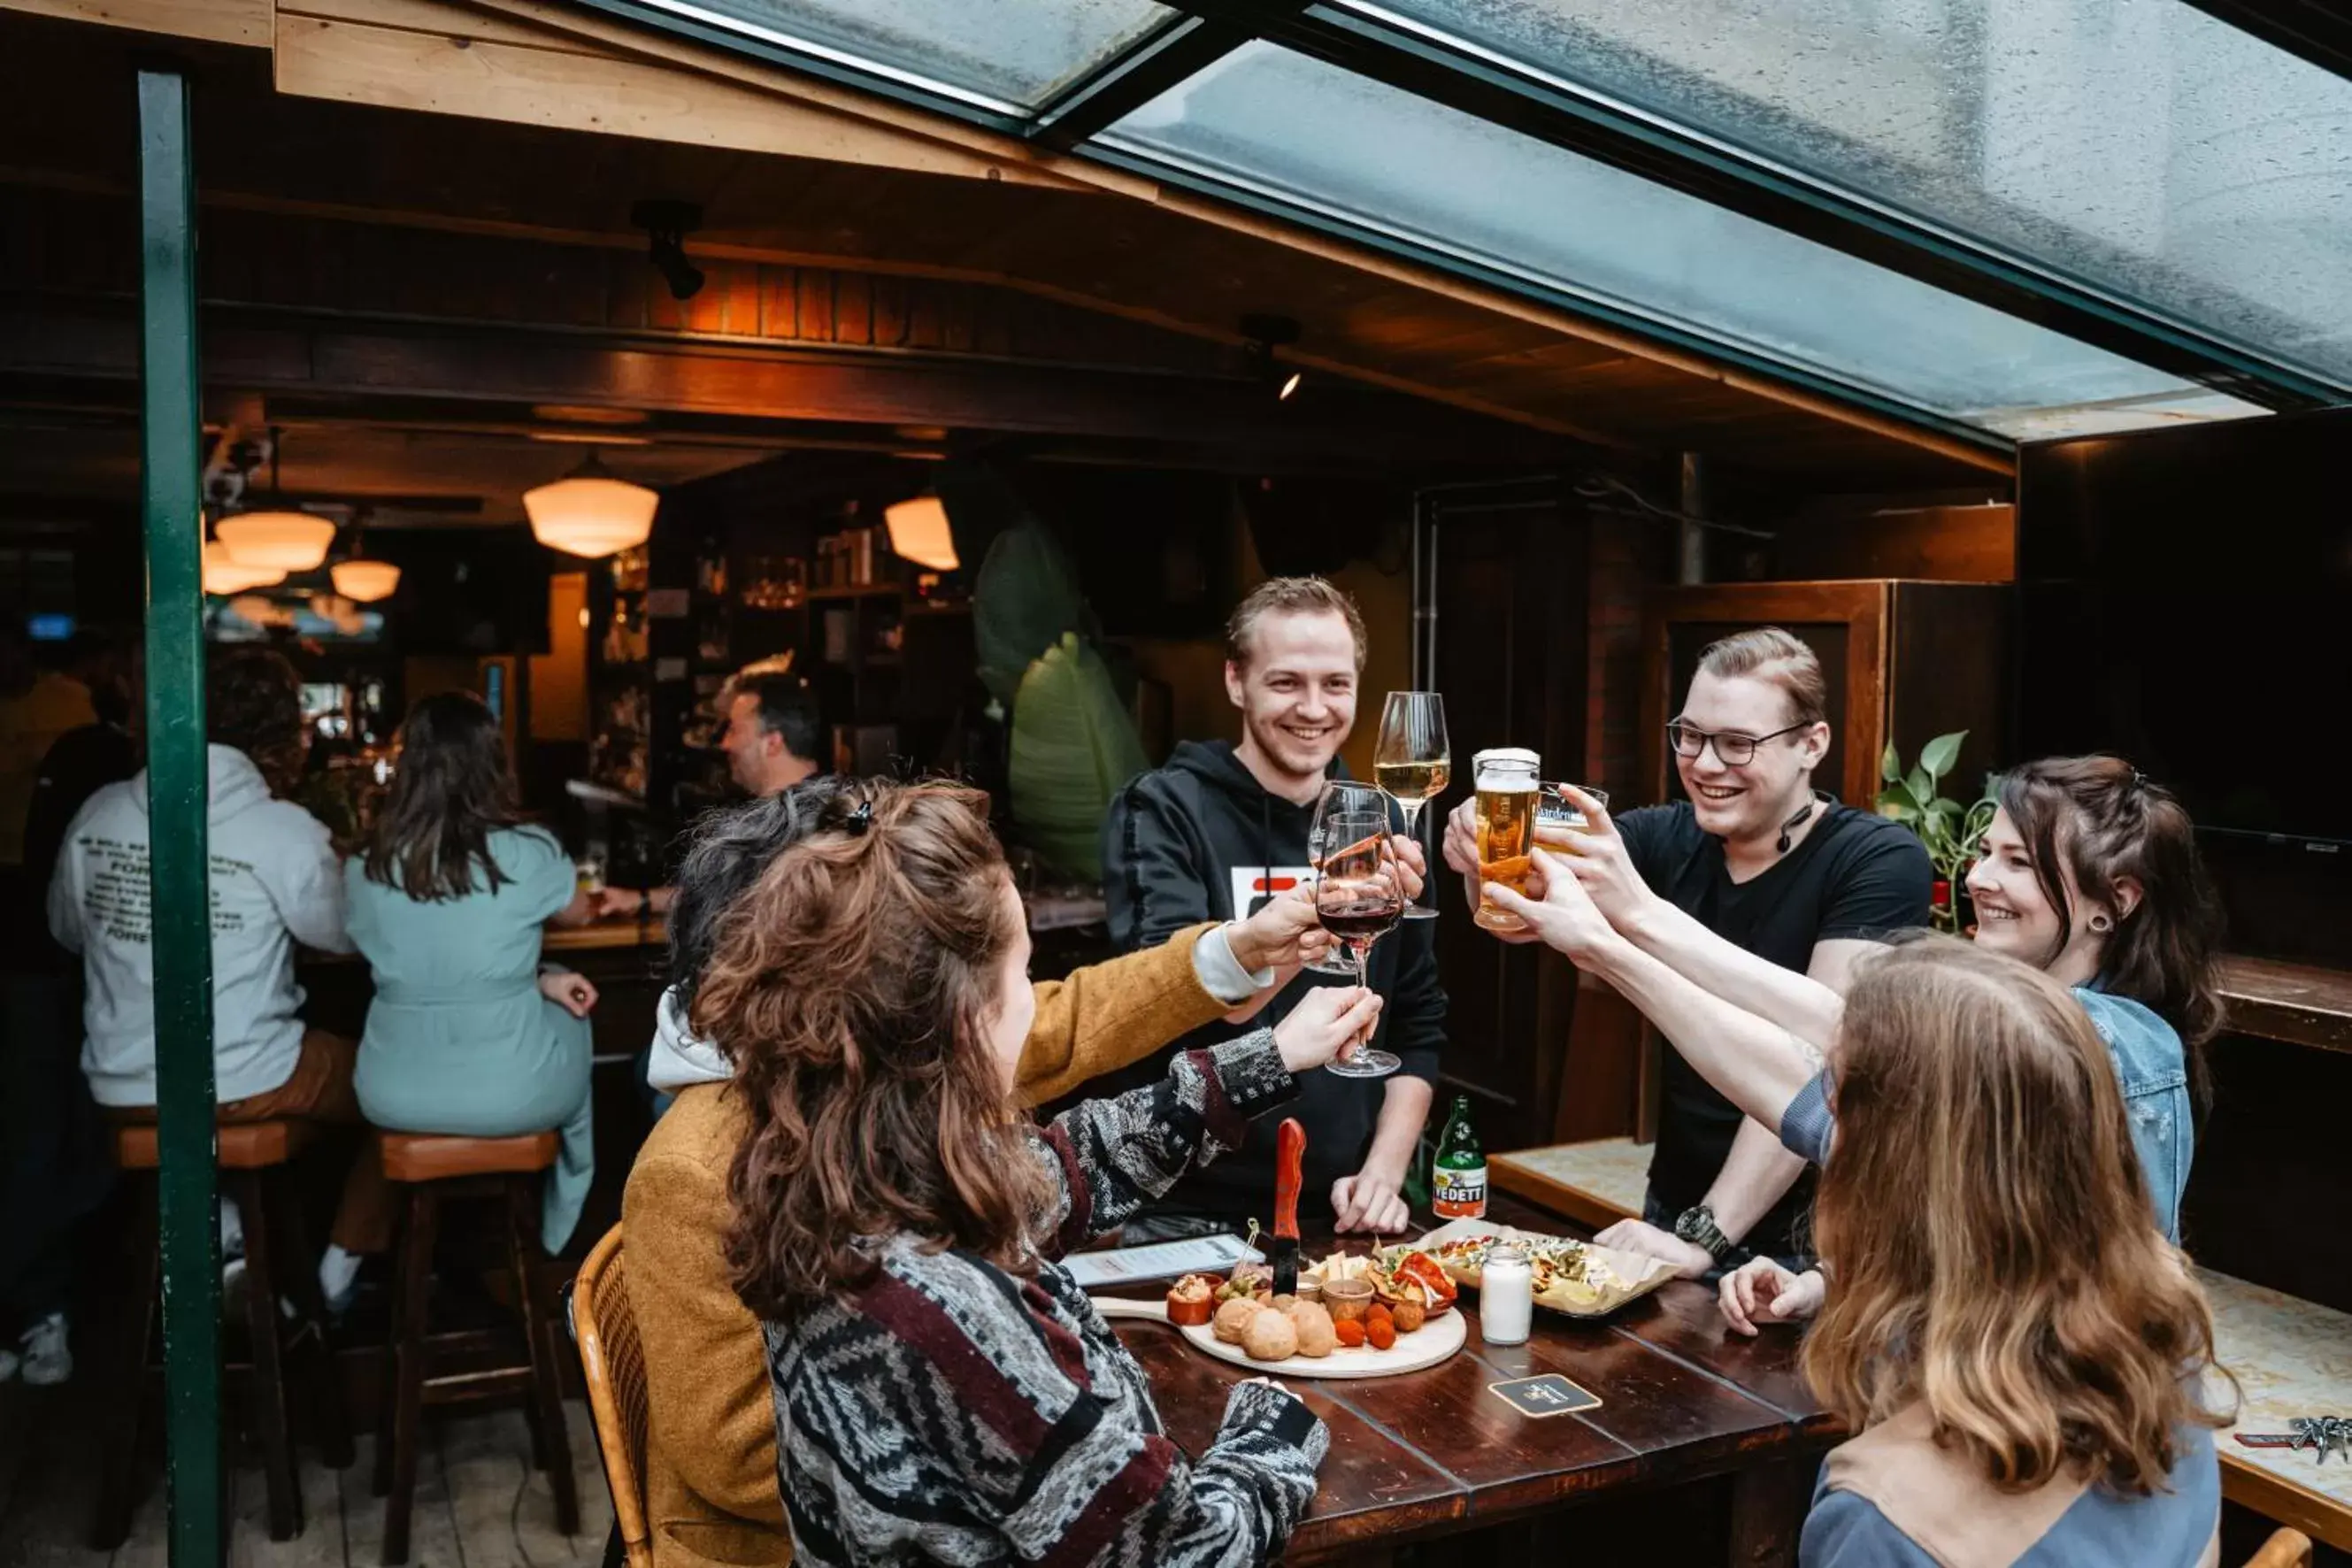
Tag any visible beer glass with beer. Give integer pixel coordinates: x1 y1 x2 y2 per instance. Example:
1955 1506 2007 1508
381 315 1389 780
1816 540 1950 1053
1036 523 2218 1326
1472 749 1541 933
1536 782 1610 855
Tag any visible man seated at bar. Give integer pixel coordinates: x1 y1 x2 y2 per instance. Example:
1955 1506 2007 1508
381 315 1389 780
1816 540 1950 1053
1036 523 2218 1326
1101 576 1445 1240
594 662 821 922
623 778 1348 1568
47 648 385 1313
1446 627 1930 1276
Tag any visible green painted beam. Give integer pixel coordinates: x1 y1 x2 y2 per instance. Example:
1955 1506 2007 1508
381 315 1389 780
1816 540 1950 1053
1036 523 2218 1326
136 63 224 1568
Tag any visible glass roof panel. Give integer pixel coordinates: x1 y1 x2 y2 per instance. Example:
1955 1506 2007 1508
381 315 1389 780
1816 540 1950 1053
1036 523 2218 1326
1355 0 2352 387
624 0 1173 110
1104 42 2254 434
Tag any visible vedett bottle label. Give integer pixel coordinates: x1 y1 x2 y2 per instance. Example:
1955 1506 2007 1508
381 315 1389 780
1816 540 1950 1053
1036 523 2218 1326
1432 1163 1487 1219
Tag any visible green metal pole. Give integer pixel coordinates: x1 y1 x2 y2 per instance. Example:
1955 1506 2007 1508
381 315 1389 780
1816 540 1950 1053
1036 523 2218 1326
136 64 225 1568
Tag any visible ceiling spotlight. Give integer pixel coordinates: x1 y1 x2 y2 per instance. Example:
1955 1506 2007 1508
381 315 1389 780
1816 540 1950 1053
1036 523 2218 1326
1240 312 1303 404
631 198 706 301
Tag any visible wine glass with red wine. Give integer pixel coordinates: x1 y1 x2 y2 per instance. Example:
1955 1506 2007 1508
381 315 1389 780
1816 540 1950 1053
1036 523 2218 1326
1304 780 1385 975
1314 796 1403 1079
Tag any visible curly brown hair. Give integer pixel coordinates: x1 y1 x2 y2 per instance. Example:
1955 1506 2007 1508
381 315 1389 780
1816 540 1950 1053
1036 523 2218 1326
207 648 306 796
691 780 1046 1320
1803 938 2228 1498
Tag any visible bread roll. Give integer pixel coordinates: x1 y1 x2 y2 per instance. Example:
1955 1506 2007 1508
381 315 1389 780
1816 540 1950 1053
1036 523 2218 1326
1285 1300 1337 1358
1212 1297 1260 1345
1241 1308 1298 1363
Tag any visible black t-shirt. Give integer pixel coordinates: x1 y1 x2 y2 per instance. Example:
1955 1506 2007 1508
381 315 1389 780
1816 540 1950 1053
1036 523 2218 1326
1618 798 1932 1258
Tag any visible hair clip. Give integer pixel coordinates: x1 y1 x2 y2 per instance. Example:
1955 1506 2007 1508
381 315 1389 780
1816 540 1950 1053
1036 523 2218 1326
842 798 873 836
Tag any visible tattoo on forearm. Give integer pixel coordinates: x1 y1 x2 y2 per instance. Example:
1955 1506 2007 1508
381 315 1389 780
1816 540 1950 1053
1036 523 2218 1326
1786 1027 1824 1070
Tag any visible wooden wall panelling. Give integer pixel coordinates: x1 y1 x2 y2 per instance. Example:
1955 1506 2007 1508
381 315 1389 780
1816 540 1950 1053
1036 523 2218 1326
0 0 266 44
1773 503 2017 582
1883 581 2012 793
1428 496 1594 1152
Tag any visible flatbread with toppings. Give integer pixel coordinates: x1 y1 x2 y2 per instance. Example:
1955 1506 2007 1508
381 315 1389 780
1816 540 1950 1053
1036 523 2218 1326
1408 1218 1674 1319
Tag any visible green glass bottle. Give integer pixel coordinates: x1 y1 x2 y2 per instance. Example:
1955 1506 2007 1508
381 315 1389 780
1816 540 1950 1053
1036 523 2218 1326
1430 1094 1487 1220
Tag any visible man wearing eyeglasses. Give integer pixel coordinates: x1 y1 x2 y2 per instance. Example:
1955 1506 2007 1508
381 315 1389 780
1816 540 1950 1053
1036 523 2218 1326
1445 626 1929 1274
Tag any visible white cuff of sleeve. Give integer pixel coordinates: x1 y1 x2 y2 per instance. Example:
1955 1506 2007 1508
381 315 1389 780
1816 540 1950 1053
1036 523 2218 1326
1194 924 1275 1005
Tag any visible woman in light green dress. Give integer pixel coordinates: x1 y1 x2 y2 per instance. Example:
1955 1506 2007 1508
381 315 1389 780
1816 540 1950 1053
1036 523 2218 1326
347 693 598 1256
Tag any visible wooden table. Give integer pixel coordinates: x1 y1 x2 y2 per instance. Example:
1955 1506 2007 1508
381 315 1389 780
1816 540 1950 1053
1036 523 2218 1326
1102 1193 1838 1564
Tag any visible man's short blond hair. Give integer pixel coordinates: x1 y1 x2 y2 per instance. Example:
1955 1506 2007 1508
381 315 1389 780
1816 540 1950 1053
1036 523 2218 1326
1695 626 1827 728
1225 576 1367 671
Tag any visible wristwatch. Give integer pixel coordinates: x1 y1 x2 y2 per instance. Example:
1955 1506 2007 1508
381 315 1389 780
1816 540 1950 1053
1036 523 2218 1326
1672 1203 1739 1266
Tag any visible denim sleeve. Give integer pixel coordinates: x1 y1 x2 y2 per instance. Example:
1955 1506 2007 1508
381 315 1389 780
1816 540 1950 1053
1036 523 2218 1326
1779 1072 1836 1167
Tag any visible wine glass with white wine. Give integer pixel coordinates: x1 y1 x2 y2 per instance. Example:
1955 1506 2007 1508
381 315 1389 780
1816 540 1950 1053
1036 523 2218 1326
1374 691 1449 920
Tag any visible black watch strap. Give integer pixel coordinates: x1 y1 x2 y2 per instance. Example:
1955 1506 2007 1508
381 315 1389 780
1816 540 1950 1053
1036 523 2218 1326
1673 1203 1737 1265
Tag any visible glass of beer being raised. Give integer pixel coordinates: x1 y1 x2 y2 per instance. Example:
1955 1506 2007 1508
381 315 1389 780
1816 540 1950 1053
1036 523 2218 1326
1536 782 1610 856
1472 748 1541 933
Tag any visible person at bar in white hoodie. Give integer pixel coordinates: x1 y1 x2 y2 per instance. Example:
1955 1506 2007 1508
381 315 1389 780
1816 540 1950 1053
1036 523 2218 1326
47 648 388 1348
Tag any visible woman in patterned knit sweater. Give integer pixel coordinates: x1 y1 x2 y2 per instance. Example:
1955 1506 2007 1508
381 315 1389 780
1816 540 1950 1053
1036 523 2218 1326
691 780 1383 1567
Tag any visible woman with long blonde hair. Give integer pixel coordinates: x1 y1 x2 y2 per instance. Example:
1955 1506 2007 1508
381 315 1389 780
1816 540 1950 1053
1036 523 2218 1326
1492 869 2229 1563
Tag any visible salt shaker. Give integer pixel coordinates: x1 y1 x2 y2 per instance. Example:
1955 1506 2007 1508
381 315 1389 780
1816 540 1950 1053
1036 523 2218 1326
1480 1242 1533 1346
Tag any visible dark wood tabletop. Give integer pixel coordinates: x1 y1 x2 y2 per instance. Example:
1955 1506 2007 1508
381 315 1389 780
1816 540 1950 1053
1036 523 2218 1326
1101 1192 1839 1564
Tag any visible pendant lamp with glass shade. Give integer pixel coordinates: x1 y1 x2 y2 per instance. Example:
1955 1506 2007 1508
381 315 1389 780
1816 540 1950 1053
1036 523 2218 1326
215 427 337 572
883 495 958 571
217 508 336 572
330 558 401 602
203 540 286 596
525 449 658 558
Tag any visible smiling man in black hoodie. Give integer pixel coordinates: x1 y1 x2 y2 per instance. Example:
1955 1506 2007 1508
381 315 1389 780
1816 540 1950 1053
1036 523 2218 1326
1101 576 1444 1239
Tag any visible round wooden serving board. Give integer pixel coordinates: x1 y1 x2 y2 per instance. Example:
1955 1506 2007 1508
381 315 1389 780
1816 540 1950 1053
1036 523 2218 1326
1090 1295 1466 1380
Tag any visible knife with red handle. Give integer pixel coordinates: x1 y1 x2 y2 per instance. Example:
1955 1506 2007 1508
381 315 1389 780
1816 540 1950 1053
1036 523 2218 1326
1272 1117 1305 1297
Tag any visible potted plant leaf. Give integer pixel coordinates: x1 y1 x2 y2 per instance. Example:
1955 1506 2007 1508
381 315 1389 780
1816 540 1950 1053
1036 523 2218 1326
1874 731 2000 934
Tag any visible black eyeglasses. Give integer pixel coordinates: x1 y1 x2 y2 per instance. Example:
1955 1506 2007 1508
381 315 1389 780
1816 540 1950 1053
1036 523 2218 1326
1666 719 1811 768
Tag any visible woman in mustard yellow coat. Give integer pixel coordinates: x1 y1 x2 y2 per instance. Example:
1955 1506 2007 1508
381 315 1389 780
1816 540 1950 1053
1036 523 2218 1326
621 780 1403 1568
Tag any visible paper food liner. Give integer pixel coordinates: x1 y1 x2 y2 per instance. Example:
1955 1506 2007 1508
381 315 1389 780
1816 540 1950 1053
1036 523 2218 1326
1407 1216 1676 1319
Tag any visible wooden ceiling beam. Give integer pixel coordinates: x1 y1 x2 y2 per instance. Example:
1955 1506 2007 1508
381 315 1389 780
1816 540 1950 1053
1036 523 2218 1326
1 297 1570 470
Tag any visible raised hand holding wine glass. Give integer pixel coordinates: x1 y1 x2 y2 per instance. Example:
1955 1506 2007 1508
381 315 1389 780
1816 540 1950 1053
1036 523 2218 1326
1374 692 1449 920
1313 794 1404 1080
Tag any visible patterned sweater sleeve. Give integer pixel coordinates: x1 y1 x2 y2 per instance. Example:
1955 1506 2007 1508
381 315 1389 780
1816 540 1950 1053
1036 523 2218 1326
776 1254 1329 1568
1035 1377 1328 1568
1032 1030 1297 1257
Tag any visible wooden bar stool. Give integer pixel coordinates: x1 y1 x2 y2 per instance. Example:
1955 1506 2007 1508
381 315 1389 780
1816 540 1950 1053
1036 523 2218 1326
373 1131 579 1565
93 1118 353 1549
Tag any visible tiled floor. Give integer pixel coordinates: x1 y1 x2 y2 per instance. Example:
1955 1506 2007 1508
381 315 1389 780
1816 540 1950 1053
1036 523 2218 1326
0 1381 612 1568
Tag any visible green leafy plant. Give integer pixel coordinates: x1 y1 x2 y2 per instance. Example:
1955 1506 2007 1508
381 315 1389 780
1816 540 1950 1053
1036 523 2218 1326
1875 731 2000 930
973 518 1149 882
1007 633 1149 880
